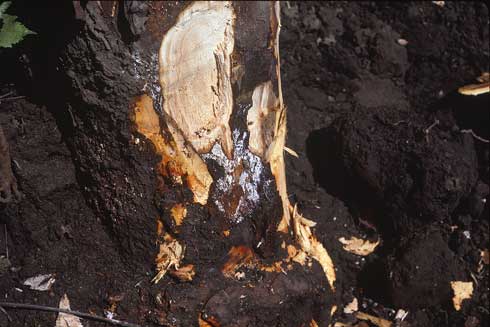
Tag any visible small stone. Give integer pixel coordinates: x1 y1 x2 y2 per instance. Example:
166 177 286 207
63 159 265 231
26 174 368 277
398 38 408 46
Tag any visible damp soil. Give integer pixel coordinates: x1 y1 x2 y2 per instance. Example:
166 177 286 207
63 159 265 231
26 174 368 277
0 1 489 327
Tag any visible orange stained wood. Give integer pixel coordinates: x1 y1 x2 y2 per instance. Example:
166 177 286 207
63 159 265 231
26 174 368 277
171 203 187 227
169 264 195 282
222 245 255 277
199 313 220 327
156 219 164 237
132 94 213 205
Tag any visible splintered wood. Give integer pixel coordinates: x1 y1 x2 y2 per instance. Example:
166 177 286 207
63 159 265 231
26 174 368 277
247 81 280 158
132 0 337 299
290 204 337 290
132 94 212 205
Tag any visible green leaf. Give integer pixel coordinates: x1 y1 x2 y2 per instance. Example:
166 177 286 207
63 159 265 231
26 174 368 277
0 13 36 48
0 1 11 18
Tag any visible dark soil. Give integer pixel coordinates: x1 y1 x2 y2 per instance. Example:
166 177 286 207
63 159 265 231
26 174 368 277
0 1 489 327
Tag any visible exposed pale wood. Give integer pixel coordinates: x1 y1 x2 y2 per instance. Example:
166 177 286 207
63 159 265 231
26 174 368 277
159 1 235 159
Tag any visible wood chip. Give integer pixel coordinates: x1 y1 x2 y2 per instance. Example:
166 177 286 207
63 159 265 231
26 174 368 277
310 320 319 327
344 297 358 314
338 236 380 256
451 281 473 311
331 305 338 317
170 203 187 227
284 146 299 158
356 312 392 327
55 294 83 327
395 309 408 321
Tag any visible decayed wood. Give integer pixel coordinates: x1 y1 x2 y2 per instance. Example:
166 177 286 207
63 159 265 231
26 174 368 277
131 0 336 290
60 1 336 324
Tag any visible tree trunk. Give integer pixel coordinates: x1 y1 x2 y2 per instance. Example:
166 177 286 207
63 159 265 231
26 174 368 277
58 1 335 325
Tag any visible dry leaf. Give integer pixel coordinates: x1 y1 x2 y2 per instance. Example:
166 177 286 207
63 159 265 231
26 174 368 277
55 294 83 327
344 297 358 314
432 1 445 7
458 72 490 96
481 249 489 265
451 281 473 311
356 312 392 327
23 274 56 291
339 236 380 256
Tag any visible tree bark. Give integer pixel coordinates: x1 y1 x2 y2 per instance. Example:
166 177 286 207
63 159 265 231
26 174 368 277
59 1 335 325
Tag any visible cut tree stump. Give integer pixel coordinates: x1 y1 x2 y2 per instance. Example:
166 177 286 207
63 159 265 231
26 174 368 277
58 1 336 325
